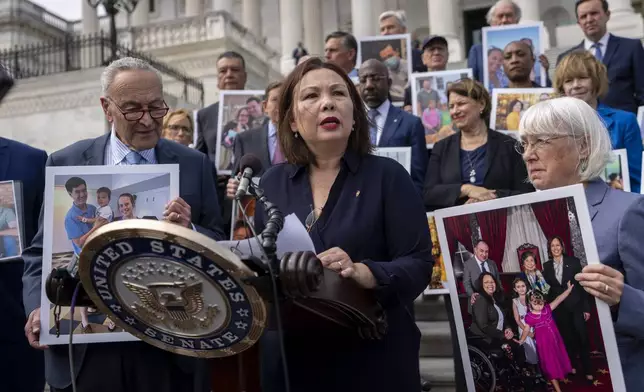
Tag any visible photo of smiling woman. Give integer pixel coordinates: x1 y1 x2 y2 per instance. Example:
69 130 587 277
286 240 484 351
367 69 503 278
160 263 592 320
254 57 432 392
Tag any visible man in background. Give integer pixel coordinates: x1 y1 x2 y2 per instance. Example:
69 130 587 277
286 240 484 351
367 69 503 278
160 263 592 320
324 31 359 80
379 10 427 73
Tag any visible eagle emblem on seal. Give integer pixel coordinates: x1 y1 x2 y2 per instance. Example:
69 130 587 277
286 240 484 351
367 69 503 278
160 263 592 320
123 280 218 332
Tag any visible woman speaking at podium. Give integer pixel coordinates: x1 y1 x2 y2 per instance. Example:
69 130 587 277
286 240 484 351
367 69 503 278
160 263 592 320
253 57 433 392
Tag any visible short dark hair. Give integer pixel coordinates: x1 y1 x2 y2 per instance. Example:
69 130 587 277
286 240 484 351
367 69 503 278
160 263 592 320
65 177 86 193
277 57 372 166
217 51 246 69
246 96 261 104
118 193 136 206
574 0 609 17
97 187 111 200
447 78 492 124
264 81 283 100
324 31 358 53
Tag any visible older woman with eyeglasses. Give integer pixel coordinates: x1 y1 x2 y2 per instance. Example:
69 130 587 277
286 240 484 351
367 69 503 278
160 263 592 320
162 109 194 147
519 96 644 391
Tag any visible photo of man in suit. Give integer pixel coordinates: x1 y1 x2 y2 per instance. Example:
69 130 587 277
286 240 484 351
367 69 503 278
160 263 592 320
0 137 47 392
556 0 644 113
462 240 502 303
22 57 224 392
357 59 427 194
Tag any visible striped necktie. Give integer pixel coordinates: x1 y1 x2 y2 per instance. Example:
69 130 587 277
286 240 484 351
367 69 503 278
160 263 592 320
125 150 145 165
592 43 603 62
368 109 379 145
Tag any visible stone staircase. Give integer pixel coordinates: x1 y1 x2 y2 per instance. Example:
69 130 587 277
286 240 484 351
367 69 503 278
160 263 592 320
416 294 457 392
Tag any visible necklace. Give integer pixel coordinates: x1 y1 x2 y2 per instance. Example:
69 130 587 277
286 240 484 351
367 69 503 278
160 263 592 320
464 150 477 184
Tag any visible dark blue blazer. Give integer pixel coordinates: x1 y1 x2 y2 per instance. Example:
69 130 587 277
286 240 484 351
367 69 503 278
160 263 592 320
377 104 428 194
254 151 433 392
0 137 47 392
556 34 644 113
597 103 643 193
468 43 552 87
21 134 224 389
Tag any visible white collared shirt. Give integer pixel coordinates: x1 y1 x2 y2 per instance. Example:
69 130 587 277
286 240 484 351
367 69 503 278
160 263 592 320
584 32 610 58
475 256 489 273
104 126 157 166
367 99 391 146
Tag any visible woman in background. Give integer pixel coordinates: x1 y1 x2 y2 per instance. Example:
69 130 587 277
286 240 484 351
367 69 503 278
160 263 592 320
505 99 523 131
162 109 194 147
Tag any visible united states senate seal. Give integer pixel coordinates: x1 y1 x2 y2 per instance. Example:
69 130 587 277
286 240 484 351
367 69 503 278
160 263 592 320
78 219 266 358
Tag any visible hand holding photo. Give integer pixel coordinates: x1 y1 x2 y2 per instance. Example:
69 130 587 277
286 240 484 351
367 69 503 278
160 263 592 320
40 164 179 345
434 186 625 392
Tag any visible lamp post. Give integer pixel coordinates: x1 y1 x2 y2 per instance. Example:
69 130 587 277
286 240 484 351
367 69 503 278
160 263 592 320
87 0 138 62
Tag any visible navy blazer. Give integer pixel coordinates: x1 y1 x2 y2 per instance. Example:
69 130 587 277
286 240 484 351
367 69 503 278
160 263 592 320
586 180 644 391
423 130 534 210
254 151 433 392
21 134 224 389
377 104 428 195
557 34 644 113
232 122 272 175
0 137 46 392
597 103 643 193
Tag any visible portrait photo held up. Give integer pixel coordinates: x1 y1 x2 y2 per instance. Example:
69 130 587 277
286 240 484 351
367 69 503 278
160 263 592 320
410 69 473 147
0 180 24 262
39 164 179 345
434 186 625 392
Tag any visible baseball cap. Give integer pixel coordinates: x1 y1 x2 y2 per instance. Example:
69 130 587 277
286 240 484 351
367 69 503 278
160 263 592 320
422 35 448 51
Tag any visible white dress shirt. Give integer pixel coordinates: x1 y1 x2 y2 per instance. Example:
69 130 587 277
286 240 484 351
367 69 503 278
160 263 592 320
584 32 610 58
475 256 489 273
368 99 391 146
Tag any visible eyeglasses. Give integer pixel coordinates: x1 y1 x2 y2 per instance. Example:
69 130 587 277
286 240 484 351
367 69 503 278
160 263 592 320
165 124 192 135
305 205 322 233
107 97 169 121
514 135 569 155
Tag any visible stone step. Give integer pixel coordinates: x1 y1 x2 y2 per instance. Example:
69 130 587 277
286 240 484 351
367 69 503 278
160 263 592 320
419 357 456 386
418 320 453 357
414 294 449 322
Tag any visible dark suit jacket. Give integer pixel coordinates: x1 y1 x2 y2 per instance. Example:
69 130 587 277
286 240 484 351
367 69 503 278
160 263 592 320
423 130 534 210
232 122 272 175
21 134 225 389
0 137 46 392
470 295 509 344
377 104 428 194
556 34 644 113
195 101 219 162
542 255 590 313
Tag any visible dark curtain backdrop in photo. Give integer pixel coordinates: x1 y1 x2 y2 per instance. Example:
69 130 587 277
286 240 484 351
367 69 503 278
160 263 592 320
476 209 508 273
531 199 573 257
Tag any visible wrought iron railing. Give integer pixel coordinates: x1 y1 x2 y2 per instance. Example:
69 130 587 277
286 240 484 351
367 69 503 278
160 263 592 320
0 32 204 106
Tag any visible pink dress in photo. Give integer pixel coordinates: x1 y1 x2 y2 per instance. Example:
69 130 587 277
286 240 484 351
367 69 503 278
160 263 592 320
525 304 572 380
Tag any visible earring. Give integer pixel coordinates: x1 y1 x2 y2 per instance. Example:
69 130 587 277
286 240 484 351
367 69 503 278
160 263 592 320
294 131 299 139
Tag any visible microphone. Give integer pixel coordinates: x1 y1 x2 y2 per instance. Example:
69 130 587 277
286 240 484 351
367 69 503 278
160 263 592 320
235 153 263 199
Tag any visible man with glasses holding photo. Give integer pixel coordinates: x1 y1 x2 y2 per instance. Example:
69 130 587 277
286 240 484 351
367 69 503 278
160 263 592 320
22 57 225 392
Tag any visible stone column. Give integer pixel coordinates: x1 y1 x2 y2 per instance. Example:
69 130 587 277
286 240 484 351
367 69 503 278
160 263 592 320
371 0 387 35
427 0 463 62
279 0 303 74
81 0 99 34
513 0 540 22
131 0 149 27
609 0 635 15
242 0 262 37
351 0 373 40
607 0 644 38
185 0 204 17
303 0 323 56
218 0 234 14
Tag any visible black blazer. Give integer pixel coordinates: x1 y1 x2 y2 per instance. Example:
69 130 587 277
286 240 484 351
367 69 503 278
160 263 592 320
470 295 509 344
195 101 219 162
423 130 534 210
542 255 591 313
232 122 272 175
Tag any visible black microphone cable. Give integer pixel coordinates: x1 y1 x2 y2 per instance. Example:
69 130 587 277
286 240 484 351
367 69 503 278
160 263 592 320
237 194 291 392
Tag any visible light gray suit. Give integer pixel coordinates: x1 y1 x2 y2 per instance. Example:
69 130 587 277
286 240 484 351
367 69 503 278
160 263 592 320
22 134 225 391
463 256 501 298
586 179 644 391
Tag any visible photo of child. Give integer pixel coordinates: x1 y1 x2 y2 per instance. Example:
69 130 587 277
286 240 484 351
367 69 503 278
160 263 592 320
600 149 630 192
490 88 556 133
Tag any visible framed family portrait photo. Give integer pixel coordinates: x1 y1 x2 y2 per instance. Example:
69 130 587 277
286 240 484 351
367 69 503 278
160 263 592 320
410 69 473 148
39 164 180 345
601 149 630 192
0 180 24 262
357 34 413 104
425 213 449 295
482 22 547 91
490 88 556 133
215 90 267 175
434 185 625 392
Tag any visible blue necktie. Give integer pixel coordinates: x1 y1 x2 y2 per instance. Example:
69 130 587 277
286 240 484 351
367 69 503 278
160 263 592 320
368 109 379 145
592 43 603 62
125 150 144 165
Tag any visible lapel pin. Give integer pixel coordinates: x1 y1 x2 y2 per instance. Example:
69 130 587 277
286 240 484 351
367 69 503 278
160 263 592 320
355 190 360 197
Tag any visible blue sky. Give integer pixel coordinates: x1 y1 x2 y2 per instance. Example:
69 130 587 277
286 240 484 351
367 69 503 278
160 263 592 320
485 25 542 53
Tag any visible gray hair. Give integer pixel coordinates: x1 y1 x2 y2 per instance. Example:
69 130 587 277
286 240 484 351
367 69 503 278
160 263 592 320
100 57 163 95
518 97 612 182
379 10 407 29
486 0 522 24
